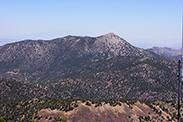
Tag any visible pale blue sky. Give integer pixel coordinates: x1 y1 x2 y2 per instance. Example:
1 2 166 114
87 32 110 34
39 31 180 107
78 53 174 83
0 0 182 48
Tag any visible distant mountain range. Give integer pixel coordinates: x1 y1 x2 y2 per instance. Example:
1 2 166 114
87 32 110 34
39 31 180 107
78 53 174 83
0 33 180 101
151 46 181 61
151 46 181 56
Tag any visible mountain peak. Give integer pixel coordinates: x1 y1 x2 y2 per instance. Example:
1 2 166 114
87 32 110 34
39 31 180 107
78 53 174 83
102 32 118 38
106 32 116 36
96 32 126 45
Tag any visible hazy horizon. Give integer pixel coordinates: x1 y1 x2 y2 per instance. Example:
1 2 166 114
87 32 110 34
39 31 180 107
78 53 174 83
0 0 181 49
0 33 181 49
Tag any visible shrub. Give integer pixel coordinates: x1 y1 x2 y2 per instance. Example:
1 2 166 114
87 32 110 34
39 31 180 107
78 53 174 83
0 117 6 122
29 119 36 122
56 116 68 122
86 101 91 106
145 116 150 121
